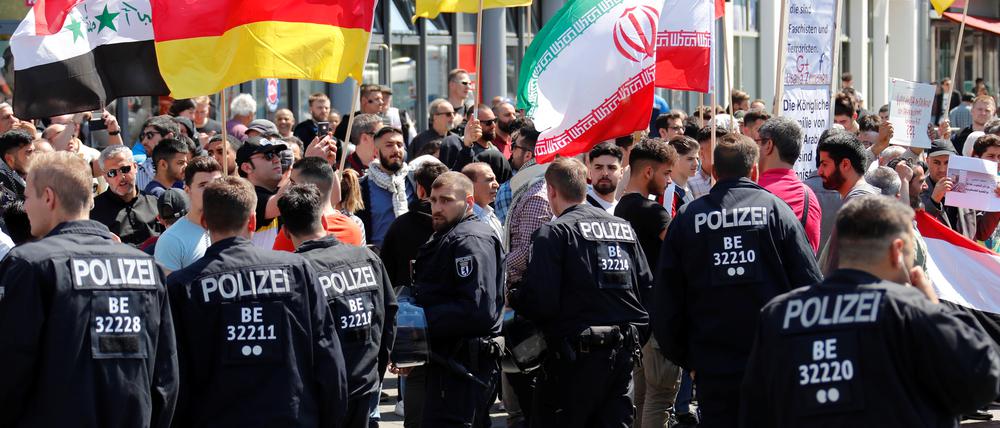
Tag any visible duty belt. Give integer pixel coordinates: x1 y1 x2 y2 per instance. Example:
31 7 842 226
571 325 624 353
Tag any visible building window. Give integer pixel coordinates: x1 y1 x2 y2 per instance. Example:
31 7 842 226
732 0 758 33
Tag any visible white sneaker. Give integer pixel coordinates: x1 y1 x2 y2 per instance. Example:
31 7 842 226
394 401 405 417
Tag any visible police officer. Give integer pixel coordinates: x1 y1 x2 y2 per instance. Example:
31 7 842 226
279 183 398 428
509 157 652 427
412 171 504 427
0 152 178 427
654 134 823 428
740 196 1000 427
166 176 348 427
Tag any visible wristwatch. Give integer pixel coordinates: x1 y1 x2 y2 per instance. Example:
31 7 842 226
108 130 121 136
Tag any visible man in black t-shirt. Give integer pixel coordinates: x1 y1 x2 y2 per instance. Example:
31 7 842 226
612 137 680 428
235 136 287 249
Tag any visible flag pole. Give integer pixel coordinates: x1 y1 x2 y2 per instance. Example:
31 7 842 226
721 5 737 133
709 90 717 185
698 93 705 127
338 10 379 172
773 0 790 116
943 0 970 119
473 0 485 116
220 89 228 176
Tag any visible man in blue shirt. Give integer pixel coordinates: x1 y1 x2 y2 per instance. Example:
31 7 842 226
357 127 415 248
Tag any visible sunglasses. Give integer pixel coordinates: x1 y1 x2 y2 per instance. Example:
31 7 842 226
458 81 472 86
253 151 278 161
105 165 132 178
480 119 497 126
435 111 456 117
366 98 382 104
142 131 163 140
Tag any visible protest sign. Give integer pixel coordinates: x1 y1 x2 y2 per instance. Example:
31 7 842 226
782 86 831 179
945 155 1000 212
888 78 934 149
782 0 837 86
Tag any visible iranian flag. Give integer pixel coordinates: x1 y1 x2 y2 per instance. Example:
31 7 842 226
11 0 168 119
517 0 662 164
655 0 719 92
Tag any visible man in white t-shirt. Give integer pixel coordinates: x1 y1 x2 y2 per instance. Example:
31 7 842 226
154 156 222 274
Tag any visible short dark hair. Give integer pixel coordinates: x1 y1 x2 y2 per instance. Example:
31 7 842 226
973 134 1000 157
668 135 699 156
841 72 853 82
281 136 305 154
654 112 684 134
202 176 257 233
414 162 449 194
0 130 32 157
614 135 636 151
758 117 803 164
836 196 915 264
1 200 31 245
152 138 190 171
858 114 882 133
278 183 324 237
742 109 771 126
516 120 540 152
209 134 243 152
416 138 444 158
169 99 196 117
878 104 890 114
696 126 729 144
834 93 855 118
818 132 867 174
448 68 469 83
588 142 623 162
183 155 221 186
714 134 759 179
544 156 588 202
629 138 677 173
292 156 335 197
374 126 403 141
962 92 976 103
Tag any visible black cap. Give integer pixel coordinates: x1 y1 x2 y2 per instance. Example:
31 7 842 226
927 139 958 158
236 136 288 165
157 188 190 220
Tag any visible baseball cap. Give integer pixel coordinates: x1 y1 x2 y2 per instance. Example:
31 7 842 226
246 119 280 137
157 188 190 221
927 139 958 158
236 136 288 165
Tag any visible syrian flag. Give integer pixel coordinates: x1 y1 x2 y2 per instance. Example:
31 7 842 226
517 0 662 164
11 0 168 119
654 0 718 92
916 210 1000 343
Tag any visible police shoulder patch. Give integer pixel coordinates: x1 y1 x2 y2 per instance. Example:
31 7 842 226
455 255 474 278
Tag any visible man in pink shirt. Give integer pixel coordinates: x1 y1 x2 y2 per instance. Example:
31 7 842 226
754 117 822 253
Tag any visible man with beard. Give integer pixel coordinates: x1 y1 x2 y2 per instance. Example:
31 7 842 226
495 122 538 223
410 99 458 160
236 136 287 249
613 139 680 427
585 142 623 214
90 145 163 246
294 93 332 146
205 134 241 177
817 133 878 203
412 171 503 427
493 102 517 157
439 105 502 172
921 138 1000 241
357 127 415 248
144 138 191 198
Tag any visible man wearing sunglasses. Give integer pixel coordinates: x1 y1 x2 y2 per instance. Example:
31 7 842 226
236 136 287 249
135 116 180 191
439 105 503 172
334 84 384 142
90 145 163 246
447 68 474 125
409 98 458 160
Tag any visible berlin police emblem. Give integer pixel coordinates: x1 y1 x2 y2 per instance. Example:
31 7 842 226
455 256 473 278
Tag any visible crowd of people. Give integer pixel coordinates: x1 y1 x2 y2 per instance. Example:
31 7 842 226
0 66 999 428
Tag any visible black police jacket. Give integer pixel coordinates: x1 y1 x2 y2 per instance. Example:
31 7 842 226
511 203 651 340
166 237 348 428
0 220 178 428
654 177 823 375
413 214 504 342
296 235 399 398
740 269 1000 427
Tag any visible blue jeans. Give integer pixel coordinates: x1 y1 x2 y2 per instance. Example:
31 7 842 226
675 369 694 415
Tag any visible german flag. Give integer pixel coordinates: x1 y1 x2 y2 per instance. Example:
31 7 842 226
151 0 376 98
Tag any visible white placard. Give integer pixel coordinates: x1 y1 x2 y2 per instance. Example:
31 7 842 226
781 86 831 180
888 78 935 149
783 0 838 86
945 155 1000 212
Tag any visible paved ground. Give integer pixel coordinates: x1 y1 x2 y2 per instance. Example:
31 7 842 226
374 371 1000 427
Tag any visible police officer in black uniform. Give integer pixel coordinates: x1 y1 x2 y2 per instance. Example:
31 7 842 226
412 171 504 427
166 176 348 427
654 134 823 428
0 152 178 427
279 183 399 428
509 157 652 427
740 196 1000 427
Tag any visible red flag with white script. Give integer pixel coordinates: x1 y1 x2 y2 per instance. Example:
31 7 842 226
655 0 717 92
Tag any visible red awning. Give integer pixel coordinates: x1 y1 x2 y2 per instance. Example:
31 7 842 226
942 12 1000 37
